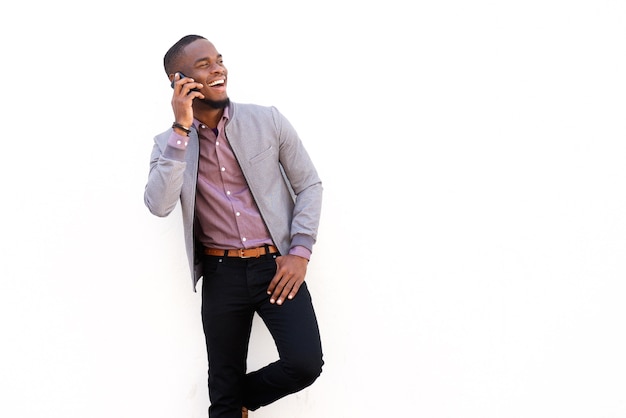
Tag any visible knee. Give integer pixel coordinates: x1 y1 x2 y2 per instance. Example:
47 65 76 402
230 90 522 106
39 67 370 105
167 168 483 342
287 355 324 387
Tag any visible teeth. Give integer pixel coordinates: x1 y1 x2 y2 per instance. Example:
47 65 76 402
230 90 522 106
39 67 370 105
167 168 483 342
208 79 224 87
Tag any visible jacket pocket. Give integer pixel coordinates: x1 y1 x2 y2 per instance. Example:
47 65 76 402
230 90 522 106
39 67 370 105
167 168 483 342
249 145 276 165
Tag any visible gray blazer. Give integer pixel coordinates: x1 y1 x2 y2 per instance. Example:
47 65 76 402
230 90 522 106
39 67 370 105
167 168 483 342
144 102 323 290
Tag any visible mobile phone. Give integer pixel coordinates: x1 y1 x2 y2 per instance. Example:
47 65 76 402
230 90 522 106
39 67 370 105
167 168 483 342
171 72 200 92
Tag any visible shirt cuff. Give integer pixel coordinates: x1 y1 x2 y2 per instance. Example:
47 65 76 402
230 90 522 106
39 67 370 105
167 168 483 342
289 245 311 260
163 131 189 161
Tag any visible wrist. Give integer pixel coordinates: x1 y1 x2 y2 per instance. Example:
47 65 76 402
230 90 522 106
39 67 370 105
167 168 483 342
289 245 311 261
172 121 191 136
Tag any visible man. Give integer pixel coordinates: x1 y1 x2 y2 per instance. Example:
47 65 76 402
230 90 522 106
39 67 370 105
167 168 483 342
144 35 324 418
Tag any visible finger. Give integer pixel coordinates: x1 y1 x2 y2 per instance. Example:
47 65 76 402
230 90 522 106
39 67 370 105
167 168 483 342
287 280 303 300
187 89 205 100
170 72 181 89
267 271 286 303
266 271 280 295
267 257 284 295
281 276 305 303
172 74 201 94
274 279 295 306
172 73 189 91
269 279 288 304
183 82 203 95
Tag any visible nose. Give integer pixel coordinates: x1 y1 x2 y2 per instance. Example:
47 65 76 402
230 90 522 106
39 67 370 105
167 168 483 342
209 62 225 74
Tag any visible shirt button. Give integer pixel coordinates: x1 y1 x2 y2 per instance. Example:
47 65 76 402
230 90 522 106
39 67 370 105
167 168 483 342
242 237 247 242
216 141 220 146
236 212 241 216
176 140 182 145
201 124 206 128
221 167 226 172
226 191 231 196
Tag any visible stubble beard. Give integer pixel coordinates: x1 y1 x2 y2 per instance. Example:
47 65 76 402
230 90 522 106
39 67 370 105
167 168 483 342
199 97 230 109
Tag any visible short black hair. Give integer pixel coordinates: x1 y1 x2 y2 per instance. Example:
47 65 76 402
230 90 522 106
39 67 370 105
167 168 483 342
163 34 207 75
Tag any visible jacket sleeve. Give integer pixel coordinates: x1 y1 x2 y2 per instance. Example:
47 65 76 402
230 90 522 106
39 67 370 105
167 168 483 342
273 107 323 251
144 132 187 217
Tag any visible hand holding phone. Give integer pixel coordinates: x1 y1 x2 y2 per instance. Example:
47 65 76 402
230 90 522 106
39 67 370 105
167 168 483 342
171 72 201 130
171 72 200 93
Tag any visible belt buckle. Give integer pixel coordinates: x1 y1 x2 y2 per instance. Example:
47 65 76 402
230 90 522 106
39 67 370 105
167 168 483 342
239 248 259 258
239 247 263 258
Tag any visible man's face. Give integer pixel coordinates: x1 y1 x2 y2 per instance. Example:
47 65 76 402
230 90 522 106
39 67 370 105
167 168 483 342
180 39 229 108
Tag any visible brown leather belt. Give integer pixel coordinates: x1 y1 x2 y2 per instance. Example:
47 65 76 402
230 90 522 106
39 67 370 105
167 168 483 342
204 245 279 258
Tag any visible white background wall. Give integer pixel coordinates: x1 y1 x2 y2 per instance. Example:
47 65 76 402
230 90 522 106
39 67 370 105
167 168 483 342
1 1 625 417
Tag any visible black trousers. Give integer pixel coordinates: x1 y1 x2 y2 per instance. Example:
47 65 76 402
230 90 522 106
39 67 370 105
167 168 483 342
201 253 324 418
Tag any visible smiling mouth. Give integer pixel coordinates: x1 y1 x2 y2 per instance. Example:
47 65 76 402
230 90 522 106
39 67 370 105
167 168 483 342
207 79 225 87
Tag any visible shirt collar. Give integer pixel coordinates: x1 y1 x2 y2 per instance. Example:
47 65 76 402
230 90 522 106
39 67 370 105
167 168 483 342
192 104 230 130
